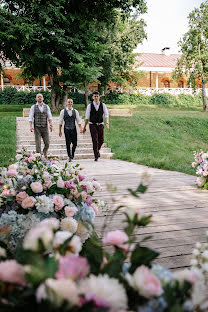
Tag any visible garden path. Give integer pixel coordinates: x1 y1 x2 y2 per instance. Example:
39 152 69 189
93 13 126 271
65 158 208 270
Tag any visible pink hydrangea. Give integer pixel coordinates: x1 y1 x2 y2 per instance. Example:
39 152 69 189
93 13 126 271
21 196 36 209
6 169 17 177
53 195 64 210
16 191 28 204
0 260 26 285
56 255 89 281
65 206 78 217
103 230 129 249
30 182 43 193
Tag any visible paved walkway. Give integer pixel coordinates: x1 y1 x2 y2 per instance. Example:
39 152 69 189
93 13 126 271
64 158 208 270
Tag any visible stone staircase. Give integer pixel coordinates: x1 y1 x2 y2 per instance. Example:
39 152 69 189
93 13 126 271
16 117 114 160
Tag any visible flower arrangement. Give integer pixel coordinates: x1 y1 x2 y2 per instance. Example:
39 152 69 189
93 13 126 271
192 150 208 189
0 183 198 312
0 151 102 252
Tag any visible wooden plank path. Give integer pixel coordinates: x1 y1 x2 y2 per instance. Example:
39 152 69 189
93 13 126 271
66 158 208 270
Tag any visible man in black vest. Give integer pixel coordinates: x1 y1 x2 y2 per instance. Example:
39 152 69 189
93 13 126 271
83 91 109 161
59 98 82 162
29 93 53 157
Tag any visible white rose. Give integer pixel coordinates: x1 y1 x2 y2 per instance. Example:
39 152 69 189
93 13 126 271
69 235 82 255
23 227 54 251
39 218 60 230
53 231 72 248
56 177 65 188
60 217 78 233
92 180 101 191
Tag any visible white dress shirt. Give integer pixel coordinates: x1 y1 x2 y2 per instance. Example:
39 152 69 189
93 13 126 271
59 107 81 125
29 102 52 122
85 101 109 124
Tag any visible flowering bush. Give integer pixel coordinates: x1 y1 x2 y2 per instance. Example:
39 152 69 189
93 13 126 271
0 183 197 312
192 150 208 189
0 151 102 252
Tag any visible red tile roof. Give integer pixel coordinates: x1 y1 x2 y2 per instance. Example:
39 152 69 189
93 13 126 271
135 53 181 68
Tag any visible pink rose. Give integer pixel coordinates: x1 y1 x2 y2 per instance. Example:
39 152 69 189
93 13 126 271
6 169 17 177
86 196 92 206
21 196 36 209
8 164 17 170
42 171 50 179
28 156 36 163
0 260 26 285
128 265 163 298
103 230 129 249
1 189 16 196
91 205 99 215
30 182 43 193
16 191 28 204
65 206 78 217
53 195 64 210
78 174 85 181
56 255 89 280
43 180 52 190
57 177 65 188
64 180 76 189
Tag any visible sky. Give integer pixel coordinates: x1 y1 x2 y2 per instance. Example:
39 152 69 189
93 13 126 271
135 0 204 54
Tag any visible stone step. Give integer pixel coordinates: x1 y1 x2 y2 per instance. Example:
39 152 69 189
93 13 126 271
16 147 112 154
53 153 114 160
16 133 91 139
17 143 107 149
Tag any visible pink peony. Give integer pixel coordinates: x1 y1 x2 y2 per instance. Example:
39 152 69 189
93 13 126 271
0 260 26 285
53 195 64 210
78 174 85 181
86 196 92 206
16 191 28 204
21 196 36 209
64 180 76 189
1 189 16 196
28 156 36 163
30 182 43 193
65 206 78 217
6 169 17 177
103 230 129 249
43 180 52 190
56 255 89 281
128 265 163 298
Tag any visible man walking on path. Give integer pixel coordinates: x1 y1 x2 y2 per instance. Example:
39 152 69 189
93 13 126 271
83 91 109 161
29 93 53 157
59 98 82 162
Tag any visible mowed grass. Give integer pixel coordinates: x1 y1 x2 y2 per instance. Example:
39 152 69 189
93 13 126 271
0 115 16 167
105 106 208 175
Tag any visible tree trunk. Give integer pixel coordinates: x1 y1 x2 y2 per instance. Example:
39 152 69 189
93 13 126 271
62 85 68 107
50 89 57 112
84 82 89 108
202 80 207 111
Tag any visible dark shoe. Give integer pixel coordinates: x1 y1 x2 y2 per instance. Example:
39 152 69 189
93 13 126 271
98 152 100 158
69 158 72 162
94 158 98 161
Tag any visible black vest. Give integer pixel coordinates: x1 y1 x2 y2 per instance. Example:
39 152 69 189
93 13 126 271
90 102 104 124
64 108 76 130
34 104 48 127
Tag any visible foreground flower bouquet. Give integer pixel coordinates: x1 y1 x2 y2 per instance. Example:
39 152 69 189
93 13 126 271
0 151 102 252
192 150 208 189
0 183 198 312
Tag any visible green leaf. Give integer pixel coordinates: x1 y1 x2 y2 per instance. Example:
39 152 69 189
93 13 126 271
101 248 126 277
129 244 159 273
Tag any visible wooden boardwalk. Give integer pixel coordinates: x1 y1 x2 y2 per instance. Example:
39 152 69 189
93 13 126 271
69 158 208 270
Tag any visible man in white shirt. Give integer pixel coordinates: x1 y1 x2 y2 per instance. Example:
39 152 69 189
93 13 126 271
59 98 82 162
29 93 53 157
83 91 109 161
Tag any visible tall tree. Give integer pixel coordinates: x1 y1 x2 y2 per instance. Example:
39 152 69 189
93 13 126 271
174 0 208 111
0 0 147 111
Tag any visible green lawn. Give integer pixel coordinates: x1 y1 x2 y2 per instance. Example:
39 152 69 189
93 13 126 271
1 104 208 175
105 106 208 175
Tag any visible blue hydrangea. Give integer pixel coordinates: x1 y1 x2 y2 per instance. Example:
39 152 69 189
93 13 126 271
74 202 95 224
151 264 173 286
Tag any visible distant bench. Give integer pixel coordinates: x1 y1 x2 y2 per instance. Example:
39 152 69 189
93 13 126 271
23 108 30 117
109 108 132 116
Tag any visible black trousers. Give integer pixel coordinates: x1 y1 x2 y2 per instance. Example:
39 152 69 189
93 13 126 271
64 127 77 159
89 124 104 159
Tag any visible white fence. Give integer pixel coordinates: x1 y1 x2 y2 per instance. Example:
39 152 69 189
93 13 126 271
0 85 51 92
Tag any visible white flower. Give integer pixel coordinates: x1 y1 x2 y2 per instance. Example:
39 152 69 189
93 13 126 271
192 162 197 168
173 269 195 285
190 259 198 266
141 172 151 186
125 207 143 220
202 153 208 160
201 263 208 272
23 226 54 251
60 217 78 233
35 195 54 214
0 247 6 258
39 218 60 230
192 249 200 256
53 231 72 248
85 181 94 193
76 221 90 243
202 250 208 260
196 242 202 249
69 235 82 254
56 177 65 188
16 154 22 160
38 278 78 307
79 274 127 311
92 180 101 191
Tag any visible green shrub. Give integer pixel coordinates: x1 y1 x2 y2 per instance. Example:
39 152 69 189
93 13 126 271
150 93 178 106
0 88 50 105
177 94 202 107
68 92 85 104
